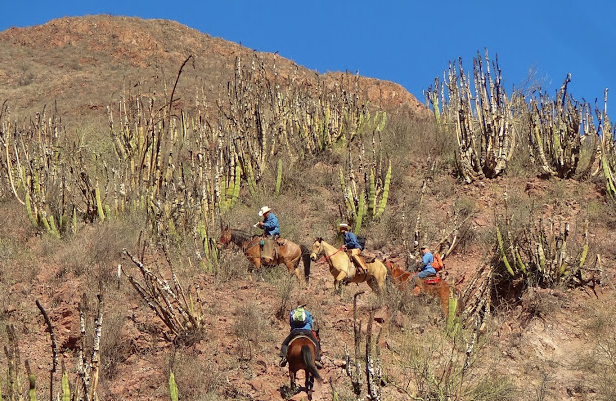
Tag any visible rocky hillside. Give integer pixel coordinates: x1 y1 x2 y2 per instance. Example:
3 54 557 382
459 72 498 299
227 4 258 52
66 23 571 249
0 15 428 123
1 15 616 401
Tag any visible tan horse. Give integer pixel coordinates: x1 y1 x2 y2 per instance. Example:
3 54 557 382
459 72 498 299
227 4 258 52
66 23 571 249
218 227 311 284
310 238 387 293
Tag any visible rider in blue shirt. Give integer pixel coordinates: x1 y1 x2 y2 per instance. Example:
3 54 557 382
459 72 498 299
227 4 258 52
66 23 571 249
339 223 369 280
257 206 280 262
257 206 280 237
413 245 437 279
279 304 322 368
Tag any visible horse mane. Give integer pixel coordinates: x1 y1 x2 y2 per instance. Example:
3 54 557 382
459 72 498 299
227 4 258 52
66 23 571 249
230 228 258 244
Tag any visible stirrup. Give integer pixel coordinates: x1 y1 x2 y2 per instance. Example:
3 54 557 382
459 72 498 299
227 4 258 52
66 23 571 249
279 356 287 367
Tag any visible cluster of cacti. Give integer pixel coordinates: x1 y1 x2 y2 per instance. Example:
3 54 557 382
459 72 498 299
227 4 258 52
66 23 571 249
3 324 24 400
596 90 616 203
428 50 516 183
428 49 616 188
0 107 92 238
343 292 382 400
1 296 103 401
122 248 207 343
528 74 594 179
495 194 591 287
0 54 371 277
338 112 391 233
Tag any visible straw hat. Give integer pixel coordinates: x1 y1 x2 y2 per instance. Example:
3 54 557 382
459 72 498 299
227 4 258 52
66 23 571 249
258 206 272 216
338 223 349 231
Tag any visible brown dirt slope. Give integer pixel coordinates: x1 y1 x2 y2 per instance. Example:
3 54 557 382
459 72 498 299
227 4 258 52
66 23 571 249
1 15 616 401
0 15 428 123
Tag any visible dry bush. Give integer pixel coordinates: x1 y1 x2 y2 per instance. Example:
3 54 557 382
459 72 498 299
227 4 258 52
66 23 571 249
574 301 616 400
258 265 297 320
384 322 518 401
232 301 270 360
100 310 131 381
169 347 223 400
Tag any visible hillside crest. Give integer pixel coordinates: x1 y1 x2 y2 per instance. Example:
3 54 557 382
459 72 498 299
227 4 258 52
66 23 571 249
0 15 428 122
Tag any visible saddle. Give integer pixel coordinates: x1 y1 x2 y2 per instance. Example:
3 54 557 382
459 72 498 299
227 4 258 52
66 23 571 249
289 332 319 348
260 237 280 262
423 276 440 285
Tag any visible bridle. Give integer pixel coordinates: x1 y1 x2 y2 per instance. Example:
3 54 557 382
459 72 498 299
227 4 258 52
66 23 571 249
313 240 344 263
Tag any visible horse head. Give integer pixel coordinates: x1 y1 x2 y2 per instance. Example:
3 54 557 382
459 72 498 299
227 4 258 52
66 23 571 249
217 225 232 249
310 238 323 261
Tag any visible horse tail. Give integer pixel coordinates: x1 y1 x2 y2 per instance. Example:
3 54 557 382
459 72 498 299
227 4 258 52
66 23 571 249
301 345 322 382
300 244 311 284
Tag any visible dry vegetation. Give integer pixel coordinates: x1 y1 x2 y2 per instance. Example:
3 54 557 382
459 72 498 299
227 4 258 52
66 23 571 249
1 15 616 401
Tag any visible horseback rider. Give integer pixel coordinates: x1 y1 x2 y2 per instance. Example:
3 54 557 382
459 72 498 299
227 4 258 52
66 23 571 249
339 223 369 281
412 245 437 280
279 302 323 368
256 206 280 263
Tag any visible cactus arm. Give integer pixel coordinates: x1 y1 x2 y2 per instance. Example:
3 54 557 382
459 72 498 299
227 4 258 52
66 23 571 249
62 372 70 401
375 160 392 219
275 158 283 195
169 372 179 401
368 169 376 216
354 194 365 234
496 225 515 276
95 185 105 222
25 191 38 227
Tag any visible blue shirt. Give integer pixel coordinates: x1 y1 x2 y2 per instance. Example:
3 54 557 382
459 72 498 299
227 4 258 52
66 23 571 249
343 231 363 250
262 213 280 236
421 251 437 274
289 308 313 331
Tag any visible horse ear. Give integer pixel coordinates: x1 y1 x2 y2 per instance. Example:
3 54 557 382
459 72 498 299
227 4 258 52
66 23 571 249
317 237 322 242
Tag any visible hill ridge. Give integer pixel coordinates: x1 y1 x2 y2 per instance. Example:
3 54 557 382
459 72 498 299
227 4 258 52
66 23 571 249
0 15 428 123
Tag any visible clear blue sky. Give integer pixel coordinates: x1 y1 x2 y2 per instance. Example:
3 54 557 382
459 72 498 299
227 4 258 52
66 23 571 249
3 0 615 106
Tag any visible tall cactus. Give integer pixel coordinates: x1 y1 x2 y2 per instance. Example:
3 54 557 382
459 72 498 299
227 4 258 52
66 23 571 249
26 360 36 401
61 371 70 401
169 372 179 401
275 158 283 195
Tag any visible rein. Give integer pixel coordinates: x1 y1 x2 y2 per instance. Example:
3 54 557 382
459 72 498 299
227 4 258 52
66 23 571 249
316 246 344 263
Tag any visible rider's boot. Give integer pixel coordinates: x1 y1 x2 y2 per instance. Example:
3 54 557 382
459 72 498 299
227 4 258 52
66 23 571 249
279 345 288 367
346 264 356 281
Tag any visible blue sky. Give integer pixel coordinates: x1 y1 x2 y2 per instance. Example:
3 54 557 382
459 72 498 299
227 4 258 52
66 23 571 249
3 0 615 106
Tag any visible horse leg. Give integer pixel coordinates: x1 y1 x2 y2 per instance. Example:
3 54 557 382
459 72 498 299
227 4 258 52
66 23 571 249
306 371 313 399
286 259 305 288
289 370 297 393
247 257 261 282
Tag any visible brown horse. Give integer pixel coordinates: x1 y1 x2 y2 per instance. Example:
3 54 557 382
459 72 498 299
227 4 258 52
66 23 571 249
287 330 322 398
310 238 387 294
385 260 459 318
218 226 311 284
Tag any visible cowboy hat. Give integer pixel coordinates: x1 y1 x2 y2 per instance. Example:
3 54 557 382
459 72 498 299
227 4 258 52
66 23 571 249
338 223 349 231
258 206 271 216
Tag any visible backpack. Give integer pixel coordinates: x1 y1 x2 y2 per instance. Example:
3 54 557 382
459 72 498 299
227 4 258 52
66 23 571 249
356 236 366 251
291 307 307 326
432 253 444 272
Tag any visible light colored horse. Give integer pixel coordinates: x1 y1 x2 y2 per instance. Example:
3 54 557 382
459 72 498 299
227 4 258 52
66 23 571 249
310 238 387 293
